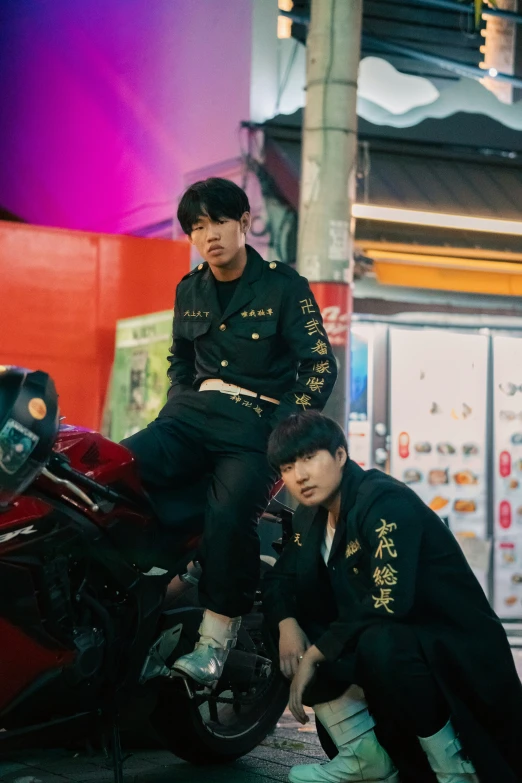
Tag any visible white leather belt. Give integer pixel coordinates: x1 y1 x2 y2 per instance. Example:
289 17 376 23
199 379 280 405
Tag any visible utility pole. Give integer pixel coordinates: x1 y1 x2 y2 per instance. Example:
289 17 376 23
297 0 363 429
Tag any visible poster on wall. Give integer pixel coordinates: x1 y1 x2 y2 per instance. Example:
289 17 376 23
389 328 489 588
348 325 374 469
104 311 172 442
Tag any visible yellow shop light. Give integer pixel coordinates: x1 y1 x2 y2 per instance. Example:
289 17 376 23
278 0 293 38
365 249 522 296
352 205 522 237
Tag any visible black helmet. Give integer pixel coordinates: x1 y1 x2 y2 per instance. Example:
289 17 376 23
0 366 59 506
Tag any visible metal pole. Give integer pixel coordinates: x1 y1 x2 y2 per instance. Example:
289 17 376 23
297 0 363 428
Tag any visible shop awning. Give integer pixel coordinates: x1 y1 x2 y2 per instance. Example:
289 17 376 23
264 135 522 221
261 114 522 292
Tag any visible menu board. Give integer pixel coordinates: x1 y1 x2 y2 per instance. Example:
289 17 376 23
389 329 489 585
492 335 522 616
492 335 522 537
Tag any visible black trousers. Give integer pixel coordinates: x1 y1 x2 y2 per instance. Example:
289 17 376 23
269 620 444 783
303 624 447 736
121 388 277 617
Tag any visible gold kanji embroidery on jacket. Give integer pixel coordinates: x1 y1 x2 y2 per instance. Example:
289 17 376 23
300 298 316 315
375 519 398 559
345 539 361 558
295 393 312 409
313 361 331 374
373 588 395 614
373 564 398 587
306 377 325 393
304 319 324 337
311 339 329 355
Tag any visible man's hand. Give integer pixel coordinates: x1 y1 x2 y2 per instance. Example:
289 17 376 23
288 644 326 724
279 618 310 680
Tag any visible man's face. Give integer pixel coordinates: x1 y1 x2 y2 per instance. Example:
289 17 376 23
280 448 347 507
189 212 250 269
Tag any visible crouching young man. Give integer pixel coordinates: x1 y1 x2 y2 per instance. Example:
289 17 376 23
263 411 522 783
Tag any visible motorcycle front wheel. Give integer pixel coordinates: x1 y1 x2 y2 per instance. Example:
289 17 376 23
148 561 289 764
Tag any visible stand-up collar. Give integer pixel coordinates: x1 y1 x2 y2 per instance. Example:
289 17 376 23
242 244 267 283
219 245 267 320
339 459 367 520
198 244 265 321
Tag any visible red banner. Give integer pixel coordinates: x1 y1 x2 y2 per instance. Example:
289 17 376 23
311 282 352 347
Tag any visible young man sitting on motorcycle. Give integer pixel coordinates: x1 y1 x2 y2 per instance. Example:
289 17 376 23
263 411 522 783
121 178 336 688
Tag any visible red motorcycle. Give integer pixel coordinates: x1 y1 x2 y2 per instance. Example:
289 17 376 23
0 368 291 781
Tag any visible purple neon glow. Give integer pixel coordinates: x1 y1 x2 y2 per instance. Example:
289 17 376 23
0 0 252 234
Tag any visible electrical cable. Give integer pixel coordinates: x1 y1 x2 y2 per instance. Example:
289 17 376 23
275 38 300 115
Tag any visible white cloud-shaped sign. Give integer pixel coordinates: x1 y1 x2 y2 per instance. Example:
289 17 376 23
358 73 522 131
358 56 440 115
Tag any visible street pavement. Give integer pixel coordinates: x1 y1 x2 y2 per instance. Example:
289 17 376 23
0 708 323 783
3 647 522 782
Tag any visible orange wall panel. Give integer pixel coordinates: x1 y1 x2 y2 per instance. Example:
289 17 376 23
0 224 99 358
98 234 182 320
0 221 190 431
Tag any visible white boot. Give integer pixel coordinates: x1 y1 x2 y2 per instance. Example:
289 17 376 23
418 720 479 783
289 686 399 783
173 609 241 687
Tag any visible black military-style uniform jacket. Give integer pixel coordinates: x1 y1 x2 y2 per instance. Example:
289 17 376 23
263 459 522 783
166 245 337 424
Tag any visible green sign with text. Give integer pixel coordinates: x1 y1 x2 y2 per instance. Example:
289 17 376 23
104 311 172 441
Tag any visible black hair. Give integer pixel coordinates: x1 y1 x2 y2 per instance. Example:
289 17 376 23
267 411 348 471
177 177 250 235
